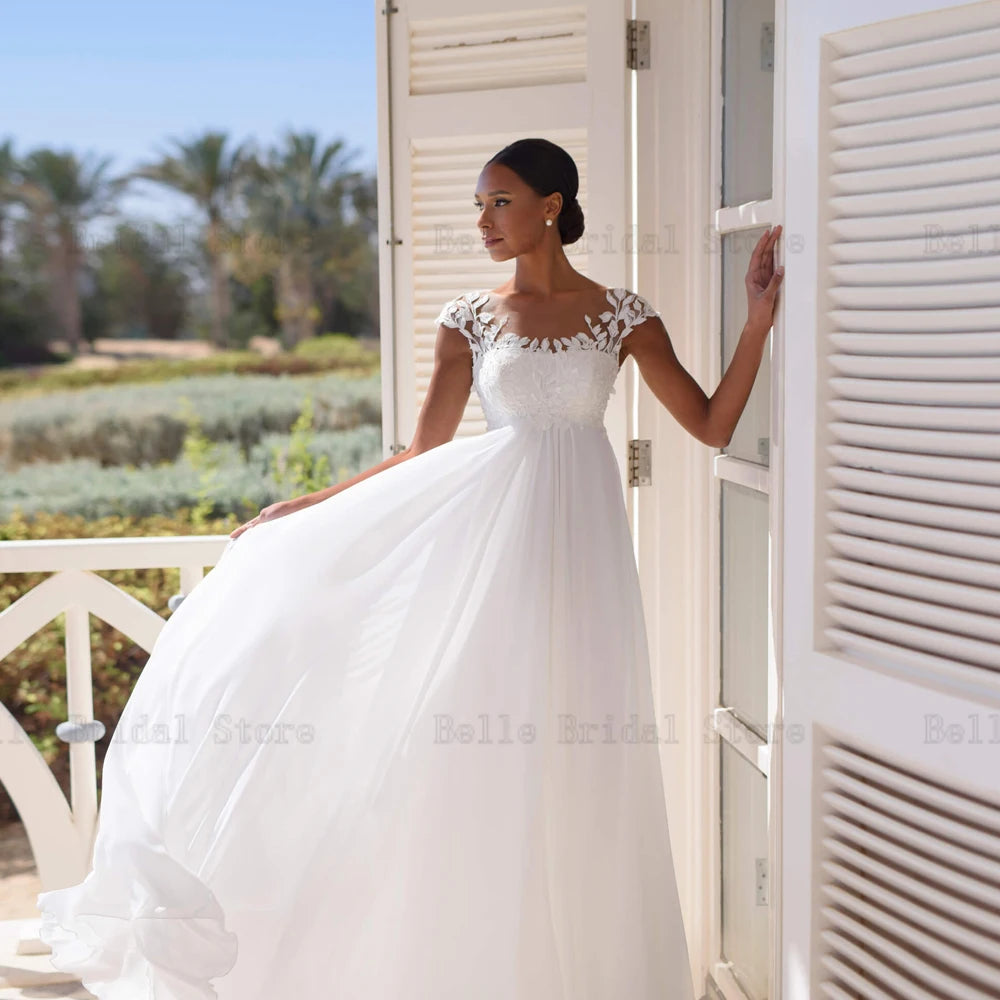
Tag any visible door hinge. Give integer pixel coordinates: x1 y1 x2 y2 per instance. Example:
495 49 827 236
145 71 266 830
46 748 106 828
626 19 650 70
625 18 649 69
756 857 769 906
627 438 652 486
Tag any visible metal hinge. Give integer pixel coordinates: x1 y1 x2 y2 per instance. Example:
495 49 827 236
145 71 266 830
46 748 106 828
627 438 652 486
756 857 769 906
626 19 650 70
761 22 775 71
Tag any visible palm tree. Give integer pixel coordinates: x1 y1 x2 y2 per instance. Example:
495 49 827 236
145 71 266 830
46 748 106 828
11 148 128 354
129 131 253 348
235 131 363 348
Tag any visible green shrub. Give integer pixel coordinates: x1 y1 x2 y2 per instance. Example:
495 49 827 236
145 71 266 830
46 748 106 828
268 394 331 496
0 424 383 520
0 371 381 468
291 333 373 367
0 342 379 399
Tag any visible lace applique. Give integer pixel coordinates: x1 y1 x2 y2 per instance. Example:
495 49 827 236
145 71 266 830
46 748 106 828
433 287 661 431
435 287 658 365
434 295 480 359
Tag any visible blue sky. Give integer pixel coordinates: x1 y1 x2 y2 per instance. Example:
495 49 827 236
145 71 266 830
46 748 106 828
1 1 377 241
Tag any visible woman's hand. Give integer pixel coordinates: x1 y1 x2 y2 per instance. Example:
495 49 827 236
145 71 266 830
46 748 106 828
229 499 300 540
744 224 784 335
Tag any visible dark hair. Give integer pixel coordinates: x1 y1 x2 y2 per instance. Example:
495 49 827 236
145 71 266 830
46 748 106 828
484 138 585 246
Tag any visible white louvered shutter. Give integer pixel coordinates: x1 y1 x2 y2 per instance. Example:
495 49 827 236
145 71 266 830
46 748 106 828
783 1 1000 997
374 0 634 460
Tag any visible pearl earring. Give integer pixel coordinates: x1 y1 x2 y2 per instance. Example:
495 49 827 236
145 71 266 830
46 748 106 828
545 219 553 227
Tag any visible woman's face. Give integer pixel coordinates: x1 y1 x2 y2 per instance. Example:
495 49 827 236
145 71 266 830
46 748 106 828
473 163 560 260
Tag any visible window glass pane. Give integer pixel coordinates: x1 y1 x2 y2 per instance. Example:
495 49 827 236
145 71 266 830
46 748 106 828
721 228 771 466
722 0 774 206
720 480 769 736
721 740 770 1000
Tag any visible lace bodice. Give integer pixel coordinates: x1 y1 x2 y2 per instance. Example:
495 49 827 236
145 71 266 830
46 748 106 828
434 287 660 431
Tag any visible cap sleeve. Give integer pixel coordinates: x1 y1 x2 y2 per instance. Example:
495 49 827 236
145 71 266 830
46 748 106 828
434 293 480 359
625 290 660 327
609 289 661 351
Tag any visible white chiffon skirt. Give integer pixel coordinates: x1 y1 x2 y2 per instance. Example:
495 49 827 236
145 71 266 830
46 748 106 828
36 422 694 1000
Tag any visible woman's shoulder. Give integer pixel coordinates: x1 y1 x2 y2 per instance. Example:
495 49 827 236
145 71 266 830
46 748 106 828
436 289 485 311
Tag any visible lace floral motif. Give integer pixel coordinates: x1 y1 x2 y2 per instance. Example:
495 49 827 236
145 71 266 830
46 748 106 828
434 287 659 365
433 287 660 431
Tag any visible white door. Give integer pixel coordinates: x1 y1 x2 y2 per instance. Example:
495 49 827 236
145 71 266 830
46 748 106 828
782 1 1000 998
635 0 1000 998
374 0 637 483
633 1 780 997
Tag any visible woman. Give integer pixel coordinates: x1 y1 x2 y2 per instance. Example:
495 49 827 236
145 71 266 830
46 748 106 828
37 137 782 999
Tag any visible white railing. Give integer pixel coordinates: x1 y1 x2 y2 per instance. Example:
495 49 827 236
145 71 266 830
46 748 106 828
0 535 230 896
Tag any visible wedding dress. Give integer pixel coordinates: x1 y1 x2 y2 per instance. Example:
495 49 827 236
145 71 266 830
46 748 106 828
36 286 695 1000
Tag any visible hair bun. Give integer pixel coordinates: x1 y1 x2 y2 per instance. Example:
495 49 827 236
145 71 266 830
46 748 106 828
485 138 586 246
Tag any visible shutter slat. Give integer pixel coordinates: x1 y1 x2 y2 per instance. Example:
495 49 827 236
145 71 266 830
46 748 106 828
828 399 1000 432
821 862 1000 960
823 766 1000 854
827 510 1000 562
829 377 1000 405
822 790 1000 876
828 202 1000 241
830 77 1000 127
829 332 1000 356
819 928 939 998
830 118 1000 172
828 308 997 333
828 444 1000 486
821 847 1000 935
817 979 870 1000
825 625 995 689
827 466 1000 511
825 604 1000 670
830 144 1000 195
827 568 1000 624
818 955 908 1000
828 487 1000 535
821 917 998 1000
829 354 1000 380
409 10 587 96
829 421 1000 459
829 175 1000 217
827 533 1000 588
817 742 1000 998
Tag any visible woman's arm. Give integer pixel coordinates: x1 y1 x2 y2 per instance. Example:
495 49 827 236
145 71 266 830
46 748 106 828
624 225 783 447
229 321 473 538
299 321 474 505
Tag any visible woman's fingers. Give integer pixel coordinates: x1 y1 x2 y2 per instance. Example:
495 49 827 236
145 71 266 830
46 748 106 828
229 515 260 540
749 224 782 286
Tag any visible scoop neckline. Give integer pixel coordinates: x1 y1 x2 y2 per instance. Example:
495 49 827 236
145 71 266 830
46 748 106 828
463 287 633 353
471 286 620 302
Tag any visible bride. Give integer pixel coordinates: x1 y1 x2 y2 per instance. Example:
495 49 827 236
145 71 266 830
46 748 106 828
37 136 782 999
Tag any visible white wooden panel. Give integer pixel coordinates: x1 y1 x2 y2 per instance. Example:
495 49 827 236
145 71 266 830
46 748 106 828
781 1 1000 999
816 742 1000 998
376 0 633 454
817 0 1000 687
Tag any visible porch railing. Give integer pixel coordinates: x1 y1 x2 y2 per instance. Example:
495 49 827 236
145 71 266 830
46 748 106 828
0 535 230 904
